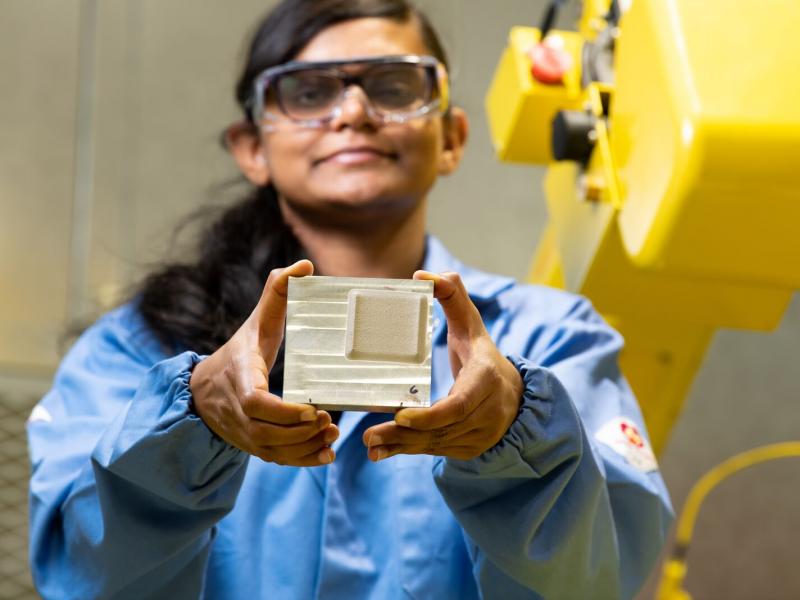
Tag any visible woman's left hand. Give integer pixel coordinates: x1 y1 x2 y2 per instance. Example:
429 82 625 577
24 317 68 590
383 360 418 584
362 271 524 462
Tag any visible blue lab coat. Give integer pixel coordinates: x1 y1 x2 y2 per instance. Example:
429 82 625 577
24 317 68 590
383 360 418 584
28 236 672 599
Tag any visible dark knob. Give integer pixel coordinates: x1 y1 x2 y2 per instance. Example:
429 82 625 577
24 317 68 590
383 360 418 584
551 110 597 164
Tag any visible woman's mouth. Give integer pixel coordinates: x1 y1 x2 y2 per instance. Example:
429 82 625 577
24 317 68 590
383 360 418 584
317 147 396 166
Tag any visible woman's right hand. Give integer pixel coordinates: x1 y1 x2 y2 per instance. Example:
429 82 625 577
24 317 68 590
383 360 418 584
190 259 338 467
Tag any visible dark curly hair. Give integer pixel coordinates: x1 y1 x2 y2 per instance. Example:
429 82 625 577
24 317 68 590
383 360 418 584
136 0 449 392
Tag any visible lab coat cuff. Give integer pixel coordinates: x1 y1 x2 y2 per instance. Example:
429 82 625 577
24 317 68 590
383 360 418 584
92 351 248 509
441 354 583 478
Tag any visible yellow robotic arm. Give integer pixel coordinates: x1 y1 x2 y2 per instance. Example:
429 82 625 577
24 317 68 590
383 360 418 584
486 0 800 452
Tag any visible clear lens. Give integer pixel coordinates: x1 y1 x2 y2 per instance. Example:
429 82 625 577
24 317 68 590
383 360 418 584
277 71 343 120
362 64 430 112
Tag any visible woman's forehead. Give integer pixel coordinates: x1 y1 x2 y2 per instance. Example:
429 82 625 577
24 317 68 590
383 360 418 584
294 17 430 63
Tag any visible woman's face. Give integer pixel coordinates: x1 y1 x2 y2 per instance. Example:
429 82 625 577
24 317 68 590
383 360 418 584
249 17 467 223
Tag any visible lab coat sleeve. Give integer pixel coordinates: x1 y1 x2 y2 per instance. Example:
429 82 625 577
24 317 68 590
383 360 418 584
433 297 673 600
27 310 248 599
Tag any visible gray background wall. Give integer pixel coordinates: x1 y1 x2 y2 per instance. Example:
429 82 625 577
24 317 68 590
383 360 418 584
1 1 798 598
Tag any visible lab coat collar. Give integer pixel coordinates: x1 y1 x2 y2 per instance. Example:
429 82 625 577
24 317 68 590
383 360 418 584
422 235 515 304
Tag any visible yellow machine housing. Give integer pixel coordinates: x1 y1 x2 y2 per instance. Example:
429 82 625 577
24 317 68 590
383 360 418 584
486 0 800 452
486 27 584 164
612 0 800 287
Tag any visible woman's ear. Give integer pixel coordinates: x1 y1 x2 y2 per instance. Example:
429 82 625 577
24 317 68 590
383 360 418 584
437 106 469 176
225 121 270 186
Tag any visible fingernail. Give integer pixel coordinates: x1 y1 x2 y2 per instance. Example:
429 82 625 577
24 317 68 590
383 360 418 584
300 410 317 422
319 449 334 464
395 415 410 427
324 428 339 444
369 435 383 447
374 447 388 461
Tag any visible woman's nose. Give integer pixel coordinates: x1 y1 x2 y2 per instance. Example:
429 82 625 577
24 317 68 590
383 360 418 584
329 86 378 131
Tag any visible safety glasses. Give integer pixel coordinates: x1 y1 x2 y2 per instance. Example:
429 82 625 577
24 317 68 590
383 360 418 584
250 55 449 130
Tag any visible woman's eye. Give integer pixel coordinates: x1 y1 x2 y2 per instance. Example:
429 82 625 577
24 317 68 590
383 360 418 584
293 87 325 105
373 79 412 95
372 83 418 106
368 69 426 106
280 74 338 109
383 83 412 95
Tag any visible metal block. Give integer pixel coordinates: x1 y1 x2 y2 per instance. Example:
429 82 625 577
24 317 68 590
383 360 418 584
283 276 434 412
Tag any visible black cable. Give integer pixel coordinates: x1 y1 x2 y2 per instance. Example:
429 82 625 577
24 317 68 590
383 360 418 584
606 0 621 26
539 0 568 40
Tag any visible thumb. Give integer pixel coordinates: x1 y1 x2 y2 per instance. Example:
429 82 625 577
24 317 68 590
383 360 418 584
413 270 486 377
413 270 485 338
255 259 314 369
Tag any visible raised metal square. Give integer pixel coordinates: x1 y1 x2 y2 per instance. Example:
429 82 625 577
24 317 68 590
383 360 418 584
345 289 428 364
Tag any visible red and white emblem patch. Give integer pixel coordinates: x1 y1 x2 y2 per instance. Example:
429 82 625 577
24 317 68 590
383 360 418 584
595 417 658 473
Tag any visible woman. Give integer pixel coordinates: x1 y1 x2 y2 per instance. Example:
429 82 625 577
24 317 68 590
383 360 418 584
28 1 672 598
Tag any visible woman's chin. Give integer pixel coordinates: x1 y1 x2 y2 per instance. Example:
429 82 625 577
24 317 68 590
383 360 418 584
312 180 410 209
326 193 417 220
282 188 419 227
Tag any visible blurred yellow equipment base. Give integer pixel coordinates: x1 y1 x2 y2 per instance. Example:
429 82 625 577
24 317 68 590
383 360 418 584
655 442 800 600
487 0 800 453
